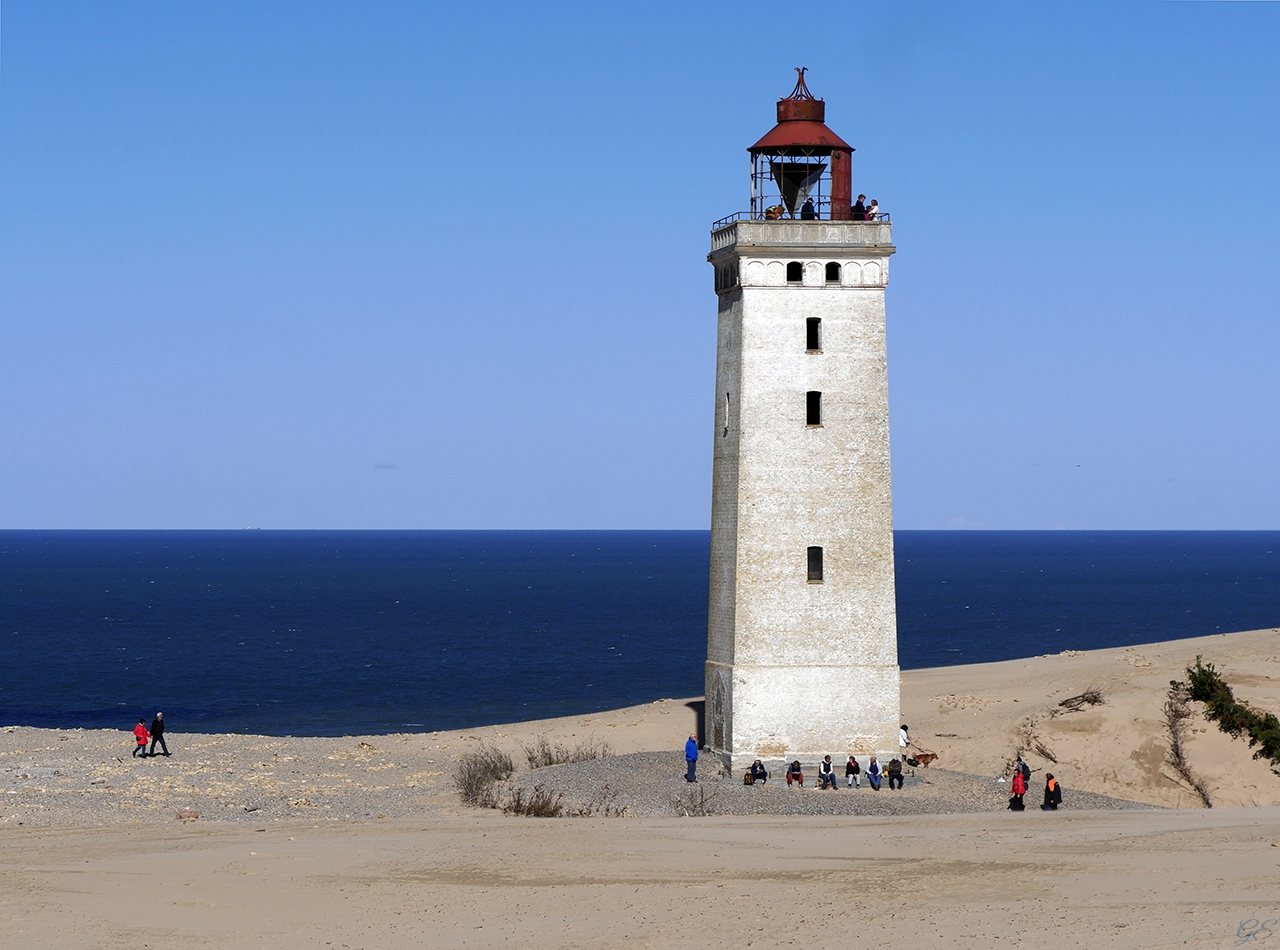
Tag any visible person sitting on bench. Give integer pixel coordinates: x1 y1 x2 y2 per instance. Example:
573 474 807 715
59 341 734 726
786 760 804 787
749 760 769 784
866 756 882 790
818 755 838 789
887 757 904 790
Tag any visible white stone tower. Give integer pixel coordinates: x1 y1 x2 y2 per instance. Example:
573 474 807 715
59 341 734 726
705 70 900 771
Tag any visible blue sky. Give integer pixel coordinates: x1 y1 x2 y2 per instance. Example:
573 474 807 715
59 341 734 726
2 2 1277 529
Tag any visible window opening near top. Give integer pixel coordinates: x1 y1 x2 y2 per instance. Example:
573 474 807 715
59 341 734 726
806 318 821 352
825 262 840 283
806 391 822 426
786 261 803 283
723 392 730 438
807 546 824 582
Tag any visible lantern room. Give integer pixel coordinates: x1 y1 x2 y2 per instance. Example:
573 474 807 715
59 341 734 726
747 69 866 222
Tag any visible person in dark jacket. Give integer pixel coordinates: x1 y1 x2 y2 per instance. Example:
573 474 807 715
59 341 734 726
1042 773 1063 810
148 712 169 757
852 194 867 221
866 756 882 790
887 757 904 790
786 760 804 787
800 198 816 220
1016 756 1031 786
818 755 838 789
845 755 861 788
132 718 149 757
749 760 769 784
685 734 698 782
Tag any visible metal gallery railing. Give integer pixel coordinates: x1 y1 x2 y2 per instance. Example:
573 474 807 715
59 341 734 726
711 210 890 231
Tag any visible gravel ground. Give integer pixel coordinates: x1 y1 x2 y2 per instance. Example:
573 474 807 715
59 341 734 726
0 726 464 825
0 726 1155 826
505 751 1157 817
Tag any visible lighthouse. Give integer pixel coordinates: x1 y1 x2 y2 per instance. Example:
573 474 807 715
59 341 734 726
705 70 900 771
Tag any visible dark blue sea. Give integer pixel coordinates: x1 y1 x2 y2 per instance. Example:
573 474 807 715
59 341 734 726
1 531 1277 736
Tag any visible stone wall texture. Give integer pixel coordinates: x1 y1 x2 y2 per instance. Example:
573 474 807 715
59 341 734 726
706 220 900 771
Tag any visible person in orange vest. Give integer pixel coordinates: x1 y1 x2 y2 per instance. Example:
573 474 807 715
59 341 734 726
132 718 150 758
1008 768 1027 810
1042 773 1063 810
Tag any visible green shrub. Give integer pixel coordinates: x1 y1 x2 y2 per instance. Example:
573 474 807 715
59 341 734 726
1175 656 1280 766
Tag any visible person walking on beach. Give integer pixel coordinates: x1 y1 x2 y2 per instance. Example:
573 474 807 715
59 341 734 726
685 734 699 783
846 755 861 788
866 756 882 790
149 712 169 757
899 724 911 758
1042 773 1063 810
132 718 149 757
1008 768 1027 810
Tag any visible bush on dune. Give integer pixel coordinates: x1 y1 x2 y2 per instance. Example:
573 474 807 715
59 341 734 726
1176 656 1280 767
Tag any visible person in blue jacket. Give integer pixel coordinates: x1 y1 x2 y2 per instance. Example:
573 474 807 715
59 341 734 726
866 756 883 790
685 734 699 782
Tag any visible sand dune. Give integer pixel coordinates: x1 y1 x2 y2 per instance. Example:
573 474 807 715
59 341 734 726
901 627 1280 808
3 627 1280 948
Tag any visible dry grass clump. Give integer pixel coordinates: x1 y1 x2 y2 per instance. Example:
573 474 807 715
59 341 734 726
503 785 564 817
671 784 719 817
1162 682 1212 807
501 783 626 818
452 743 515 808
521 734 611 769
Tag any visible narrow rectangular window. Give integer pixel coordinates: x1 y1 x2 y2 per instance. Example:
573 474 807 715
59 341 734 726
806 318 821 352
807 546 824 582
723 392 730 437
806 391 822 426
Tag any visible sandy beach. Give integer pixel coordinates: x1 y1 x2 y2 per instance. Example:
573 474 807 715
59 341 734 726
3 627 1279 948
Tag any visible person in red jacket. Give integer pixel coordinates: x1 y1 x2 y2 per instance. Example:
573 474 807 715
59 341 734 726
132 718 150 758
1008 768 1027 810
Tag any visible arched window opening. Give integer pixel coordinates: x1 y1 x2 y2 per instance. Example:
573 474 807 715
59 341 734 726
825 262 840 283
786 261 803 283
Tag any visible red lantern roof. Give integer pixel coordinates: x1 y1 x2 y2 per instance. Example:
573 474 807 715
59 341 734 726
748 68 853 156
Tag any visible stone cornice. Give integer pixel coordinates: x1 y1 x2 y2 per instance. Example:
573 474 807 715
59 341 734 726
708 220 895 264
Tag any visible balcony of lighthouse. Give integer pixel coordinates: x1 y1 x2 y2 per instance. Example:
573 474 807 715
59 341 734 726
708 216 894 256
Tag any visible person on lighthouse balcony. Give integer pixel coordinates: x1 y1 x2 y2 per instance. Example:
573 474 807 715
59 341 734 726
800 198 816 220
